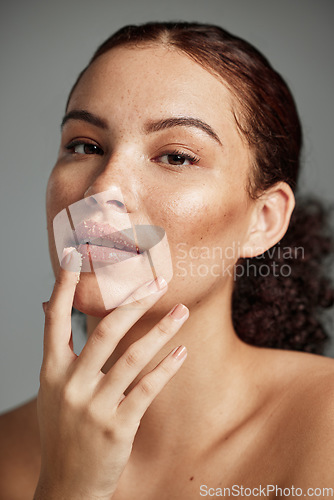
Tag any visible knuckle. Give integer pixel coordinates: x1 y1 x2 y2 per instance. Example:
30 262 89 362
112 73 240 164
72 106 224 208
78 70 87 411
123 346 143 368
139 376 156 397
55 272 69 288
43 306 58 324
127 292 148 308
44 306 71 326
91 325 107 345
60 381 81 408
155 319 170 337
84 401 104 425
159 360 175 378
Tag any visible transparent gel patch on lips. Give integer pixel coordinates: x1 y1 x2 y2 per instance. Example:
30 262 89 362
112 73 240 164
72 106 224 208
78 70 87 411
52 187 173 310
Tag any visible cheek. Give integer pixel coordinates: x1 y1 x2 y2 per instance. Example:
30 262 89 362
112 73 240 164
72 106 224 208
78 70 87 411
46 172 69 221
46 166 87 222
150 184 250 294
156 187 248 248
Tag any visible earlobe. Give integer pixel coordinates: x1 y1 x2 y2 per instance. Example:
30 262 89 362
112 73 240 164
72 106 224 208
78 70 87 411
240 182 295 258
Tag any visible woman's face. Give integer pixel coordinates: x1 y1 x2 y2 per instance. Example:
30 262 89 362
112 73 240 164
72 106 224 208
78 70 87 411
46 44 255 317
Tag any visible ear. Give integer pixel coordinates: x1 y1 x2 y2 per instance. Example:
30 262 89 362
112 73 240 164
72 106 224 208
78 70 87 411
240 182 295 258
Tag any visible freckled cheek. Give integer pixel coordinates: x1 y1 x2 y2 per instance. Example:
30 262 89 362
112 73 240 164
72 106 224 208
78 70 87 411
46 168 85 221
157 190 246 250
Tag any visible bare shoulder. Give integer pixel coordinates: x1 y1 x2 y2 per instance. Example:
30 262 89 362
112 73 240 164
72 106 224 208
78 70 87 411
256 344 334 387
259 348 334 486
261 347 334 415
287 351 334 485
0 397 41 500
281 349 334 424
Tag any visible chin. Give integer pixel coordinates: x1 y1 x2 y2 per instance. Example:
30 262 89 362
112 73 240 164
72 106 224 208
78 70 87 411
73 276 110 317
73 299 116 318
73 276 184 324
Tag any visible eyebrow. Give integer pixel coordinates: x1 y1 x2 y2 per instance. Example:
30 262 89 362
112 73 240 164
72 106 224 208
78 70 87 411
61 110 108 130
61 110 223 147
144 117 223 146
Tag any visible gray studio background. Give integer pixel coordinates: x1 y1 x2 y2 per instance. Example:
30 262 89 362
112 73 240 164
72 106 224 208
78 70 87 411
1 0 333 414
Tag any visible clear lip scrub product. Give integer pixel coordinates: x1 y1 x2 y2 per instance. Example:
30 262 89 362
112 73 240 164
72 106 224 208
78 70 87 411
53 187 173 310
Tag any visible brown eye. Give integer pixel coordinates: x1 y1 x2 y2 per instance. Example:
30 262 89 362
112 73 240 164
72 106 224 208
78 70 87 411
156 150 200 167
66 141 104 156
166 154 189 165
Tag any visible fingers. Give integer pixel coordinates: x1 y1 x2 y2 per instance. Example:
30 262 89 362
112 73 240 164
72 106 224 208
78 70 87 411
43 300 75 351
42 247 82 366
75 276 169 378
96 304 189 403
117 344 187 425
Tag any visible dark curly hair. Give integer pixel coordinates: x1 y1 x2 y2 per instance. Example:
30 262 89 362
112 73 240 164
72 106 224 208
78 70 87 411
69 21 334 354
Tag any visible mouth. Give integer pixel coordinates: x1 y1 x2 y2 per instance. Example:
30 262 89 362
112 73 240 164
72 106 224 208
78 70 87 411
76 242 142 265
72 221 143 264
76 220 142 251
64 219 165 265
78 235 143 254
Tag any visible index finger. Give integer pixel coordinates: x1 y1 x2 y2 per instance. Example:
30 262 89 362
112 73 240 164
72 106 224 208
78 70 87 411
43 247 82 364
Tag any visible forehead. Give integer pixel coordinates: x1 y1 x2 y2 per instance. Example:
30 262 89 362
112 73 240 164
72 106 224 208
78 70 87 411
68 45 237 133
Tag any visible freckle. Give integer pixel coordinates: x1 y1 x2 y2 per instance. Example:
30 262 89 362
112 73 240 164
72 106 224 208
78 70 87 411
190 476 194 481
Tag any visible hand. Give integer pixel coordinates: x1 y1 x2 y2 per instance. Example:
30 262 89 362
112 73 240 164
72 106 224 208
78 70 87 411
34 248 189 500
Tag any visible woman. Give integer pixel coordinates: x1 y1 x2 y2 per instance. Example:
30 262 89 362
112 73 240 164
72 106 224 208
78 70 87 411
0 21 333 499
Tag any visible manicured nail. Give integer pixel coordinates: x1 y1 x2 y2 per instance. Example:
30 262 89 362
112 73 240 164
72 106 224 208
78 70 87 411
61 247 73 265
42 302 48 314
61 247 83 273
169 304 189 320
171 345 187 361
146 276 167 292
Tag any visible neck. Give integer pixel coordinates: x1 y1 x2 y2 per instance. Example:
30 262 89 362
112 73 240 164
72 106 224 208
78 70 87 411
86 282 258 460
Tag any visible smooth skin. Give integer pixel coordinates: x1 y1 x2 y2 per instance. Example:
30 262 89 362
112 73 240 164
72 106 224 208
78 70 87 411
35 249 188 500
0 44 334 500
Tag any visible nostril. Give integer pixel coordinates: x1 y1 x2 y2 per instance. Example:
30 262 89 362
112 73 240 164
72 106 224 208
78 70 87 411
84 196 98 207
107 199 127 212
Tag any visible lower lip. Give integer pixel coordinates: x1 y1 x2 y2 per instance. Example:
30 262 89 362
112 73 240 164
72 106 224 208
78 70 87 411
77 243 142 265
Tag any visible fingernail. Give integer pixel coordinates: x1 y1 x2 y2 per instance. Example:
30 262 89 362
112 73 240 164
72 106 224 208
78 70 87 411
169 304 188 320
146 276 167 292
171 345 187 361
42 302 48 313
61 247 73 265
61 247 83 273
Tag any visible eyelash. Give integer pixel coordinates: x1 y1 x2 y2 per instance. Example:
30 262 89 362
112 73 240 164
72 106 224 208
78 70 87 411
65 140 104 156
65 141 201 167
156 149 200 167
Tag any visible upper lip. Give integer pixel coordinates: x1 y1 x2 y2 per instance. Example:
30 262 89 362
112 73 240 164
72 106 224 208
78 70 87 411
74 219 142 253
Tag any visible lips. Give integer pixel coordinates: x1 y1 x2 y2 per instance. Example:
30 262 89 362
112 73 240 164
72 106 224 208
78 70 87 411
61 218 166 267
77 242 141 264
74 220 142 255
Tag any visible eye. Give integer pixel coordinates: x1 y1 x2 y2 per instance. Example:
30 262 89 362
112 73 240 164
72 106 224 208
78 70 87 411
65 140 104 156
155 149 200 167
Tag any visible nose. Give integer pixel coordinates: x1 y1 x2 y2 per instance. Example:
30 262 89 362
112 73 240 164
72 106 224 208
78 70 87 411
82 149 140 214
84 184 128 213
